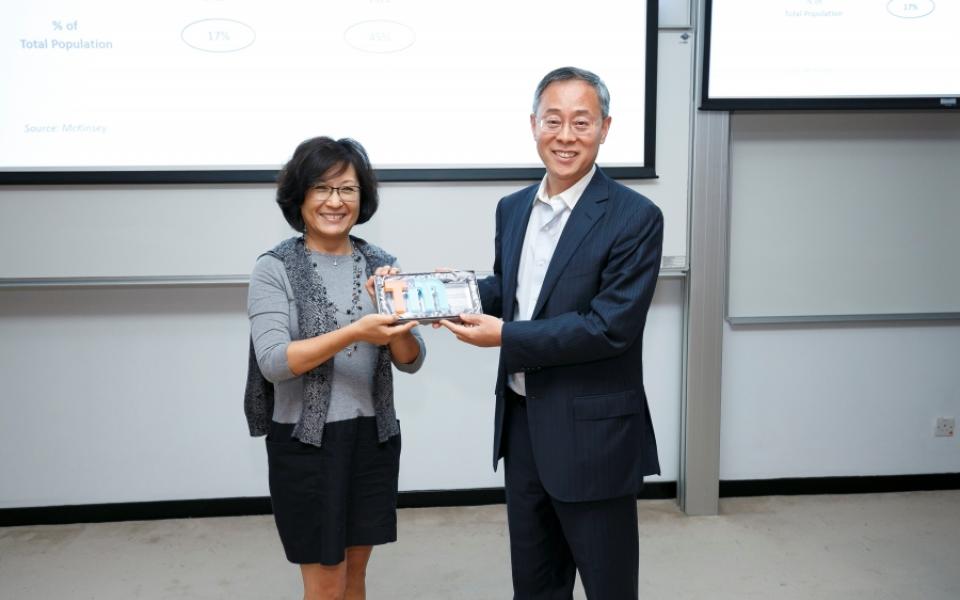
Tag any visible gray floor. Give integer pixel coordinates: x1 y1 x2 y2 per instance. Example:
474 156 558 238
1 491 958 599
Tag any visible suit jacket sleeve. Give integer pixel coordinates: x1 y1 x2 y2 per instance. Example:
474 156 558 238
477 198 504 318
500 202 663 373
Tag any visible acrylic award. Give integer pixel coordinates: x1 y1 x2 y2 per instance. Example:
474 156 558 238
374 270 483 322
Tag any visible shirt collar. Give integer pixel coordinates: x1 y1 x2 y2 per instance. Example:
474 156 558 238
534 165 596 212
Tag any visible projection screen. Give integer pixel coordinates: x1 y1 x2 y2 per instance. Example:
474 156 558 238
0 0 657 183
702 0 959 110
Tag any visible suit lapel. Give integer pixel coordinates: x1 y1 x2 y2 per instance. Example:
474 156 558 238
502 188 537 322
530 171 609 320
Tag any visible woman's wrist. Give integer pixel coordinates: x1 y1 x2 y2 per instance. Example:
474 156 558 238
389 330 419 364
342 321 361 346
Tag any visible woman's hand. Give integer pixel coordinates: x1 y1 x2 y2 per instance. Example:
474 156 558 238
286 313 418 375
349 313 418 346
365 266 400 304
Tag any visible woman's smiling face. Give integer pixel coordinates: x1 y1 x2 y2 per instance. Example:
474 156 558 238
300 163 361 244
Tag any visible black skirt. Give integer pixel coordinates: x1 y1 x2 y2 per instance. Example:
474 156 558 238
265 417 401 565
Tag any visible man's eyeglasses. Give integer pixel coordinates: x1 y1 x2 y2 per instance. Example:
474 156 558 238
311 185 360 203
537 116 598 135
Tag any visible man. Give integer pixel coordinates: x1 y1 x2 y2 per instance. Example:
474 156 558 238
439 66 663 598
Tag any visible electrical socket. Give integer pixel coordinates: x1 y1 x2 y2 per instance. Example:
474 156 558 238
935 417 955 438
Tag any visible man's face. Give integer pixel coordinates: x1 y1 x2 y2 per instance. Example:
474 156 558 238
530 79 611 196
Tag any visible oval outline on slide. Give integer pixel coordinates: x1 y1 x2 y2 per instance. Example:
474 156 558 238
344 20 416 54
181 18 256 53
886 0 935 19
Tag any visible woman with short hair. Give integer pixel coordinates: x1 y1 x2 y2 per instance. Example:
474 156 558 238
244 136 424 600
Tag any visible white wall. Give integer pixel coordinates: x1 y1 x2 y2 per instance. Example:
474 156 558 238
0 266 683 510
0 178 684 509
720 111 960 479
721 321 960 479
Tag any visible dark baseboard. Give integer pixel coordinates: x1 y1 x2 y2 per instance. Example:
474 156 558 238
0 497 274 528
0 482 675 528
719 472 960 498
399 487 505 509
3 474 956 528
640 481 678 501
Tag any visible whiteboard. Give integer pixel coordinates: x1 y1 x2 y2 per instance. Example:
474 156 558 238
727 111 960 322
660 0 691 27
0 31 692 281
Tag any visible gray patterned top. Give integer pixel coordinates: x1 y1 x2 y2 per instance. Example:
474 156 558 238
244 236 425 446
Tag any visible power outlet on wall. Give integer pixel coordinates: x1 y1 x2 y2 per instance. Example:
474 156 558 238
934 417 955 438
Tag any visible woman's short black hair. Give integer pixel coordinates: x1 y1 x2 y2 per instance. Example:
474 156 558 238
276 136 379 232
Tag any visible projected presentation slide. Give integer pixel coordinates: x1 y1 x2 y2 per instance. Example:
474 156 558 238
707 0 958 100
0 0 649 174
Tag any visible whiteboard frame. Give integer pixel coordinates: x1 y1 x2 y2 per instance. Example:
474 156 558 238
724 111 960 324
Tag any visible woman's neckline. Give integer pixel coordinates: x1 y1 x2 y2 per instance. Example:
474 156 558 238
303 236 352 256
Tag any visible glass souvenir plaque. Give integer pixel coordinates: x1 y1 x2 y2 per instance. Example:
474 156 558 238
374 270 483 322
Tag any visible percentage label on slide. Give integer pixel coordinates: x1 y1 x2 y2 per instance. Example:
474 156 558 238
181 19 255 52
887 0 935 18
50 19 78 31
344 20 415 54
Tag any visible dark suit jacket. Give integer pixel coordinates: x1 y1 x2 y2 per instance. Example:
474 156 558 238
478 167 663 503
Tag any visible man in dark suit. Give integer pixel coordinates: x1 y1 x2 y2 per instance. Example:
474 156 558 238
440 66 663 599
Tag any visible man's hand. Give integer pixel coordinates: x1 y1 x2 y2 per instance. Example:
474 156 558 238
437 313 503 347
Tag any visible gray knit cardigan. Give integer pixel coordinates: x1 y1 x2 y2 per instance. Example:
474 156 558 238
244 235 399 446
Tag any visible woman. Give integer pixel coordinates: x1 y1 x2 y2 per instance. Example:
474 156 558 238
244 136 424 600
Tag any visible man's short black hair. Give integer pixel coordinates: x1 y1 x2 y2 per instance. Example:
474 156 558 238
276 136 379 232
533 66 610 118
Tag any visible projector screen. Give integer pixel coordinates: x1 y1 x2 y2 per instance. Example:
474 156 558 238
702 0 960 110
0 0 656 183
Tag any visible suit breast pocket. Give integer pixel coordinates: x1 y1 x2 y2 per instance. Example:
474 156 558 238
573 391 640 420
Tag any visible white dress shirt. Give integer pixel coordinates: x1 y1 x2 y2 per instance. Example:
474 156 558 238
509 165 596 396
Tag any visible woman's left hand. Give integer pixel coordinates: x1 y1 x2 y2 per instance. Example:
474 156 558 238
365 266 401 304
